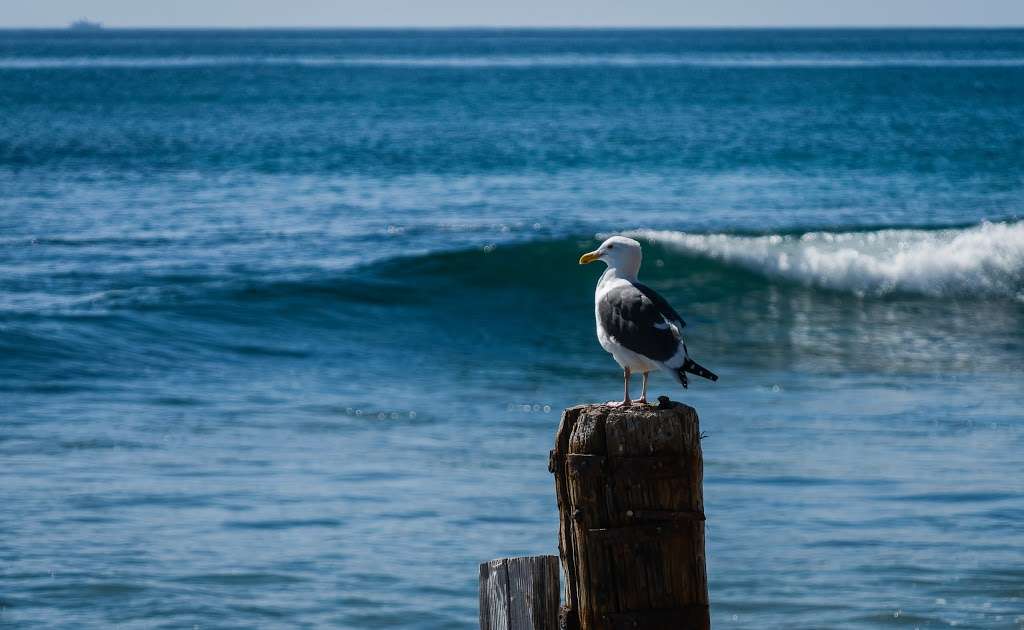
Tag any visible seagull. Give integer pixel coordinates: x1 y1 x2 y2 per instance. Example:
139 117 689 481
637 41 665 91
579 236 718 407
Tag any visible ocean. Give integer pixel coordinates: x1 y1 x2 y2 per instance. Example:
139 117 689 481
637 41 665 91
1 28 1022 628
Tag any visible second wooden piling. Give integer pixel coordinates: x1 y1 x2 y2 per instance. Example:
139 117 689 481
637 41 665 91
480 555 560 630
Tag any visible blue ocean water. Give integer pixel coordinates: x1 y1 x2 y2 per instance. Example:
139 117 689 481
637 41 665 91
1 28 1023 628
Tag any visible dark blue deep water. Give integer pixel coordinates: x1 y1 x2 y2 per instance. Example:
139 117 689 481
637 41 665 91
2 29 1023 628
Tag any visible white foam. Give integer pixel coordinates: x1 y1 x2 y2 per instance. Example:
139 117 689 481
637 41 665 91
633 221 1024 300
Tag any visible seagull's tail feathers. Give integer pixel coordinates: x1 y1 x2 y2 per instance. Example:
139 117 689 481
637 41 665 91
675 358 718 388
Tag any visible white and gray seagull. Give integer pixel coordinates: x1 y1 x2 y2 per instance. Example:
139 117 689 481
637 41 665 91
579 236 718 407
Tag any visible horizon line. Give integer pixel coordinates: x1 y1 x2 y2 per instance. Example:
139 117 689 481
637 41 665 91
3 24 1024 30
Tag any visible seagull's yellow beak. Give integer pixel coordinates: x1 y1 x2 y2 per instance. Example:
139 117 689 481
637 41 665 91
579 250 601 265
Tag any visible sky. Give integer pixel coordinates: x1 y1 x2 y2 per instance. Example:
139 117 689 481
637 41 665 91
4 0 1024 28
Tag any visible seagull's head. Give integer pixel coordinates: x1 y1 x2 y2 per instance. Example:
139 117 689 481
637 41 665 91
579 236 642 277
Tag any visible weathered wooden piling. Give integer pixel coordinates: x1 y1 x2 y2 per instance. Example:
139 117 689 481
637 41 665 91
549 398 710 630
479 555 560 630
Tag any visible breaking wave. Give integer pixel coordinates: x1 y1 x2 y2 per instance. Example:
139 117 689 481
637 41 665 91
632 221 1024 300
4 222 1022 325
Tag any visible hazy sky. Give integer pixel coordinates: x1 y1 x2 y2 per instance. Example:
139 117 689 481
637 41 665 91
6 0 1024 28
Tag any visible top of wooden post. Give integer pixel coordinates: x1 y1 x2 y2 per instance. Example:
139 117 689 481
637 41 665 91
552 396 699 459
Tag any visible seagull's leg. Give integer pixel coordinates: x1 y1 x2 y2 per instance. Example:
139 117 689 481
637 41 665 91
623 367 632 406
637 371 650 405
608 367 632 407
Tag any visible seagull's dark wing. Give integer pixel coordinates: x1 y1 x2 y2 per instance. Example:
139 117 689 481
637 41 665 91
598 283 683 362
634 282 686 329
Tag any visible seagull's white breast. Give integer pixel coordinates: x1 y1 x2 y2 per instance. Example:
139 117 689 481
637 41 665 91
593 272 663 373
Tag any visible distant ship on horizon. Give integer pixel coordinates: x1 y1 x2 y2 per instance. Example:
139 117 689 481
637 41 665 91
69 18 103 31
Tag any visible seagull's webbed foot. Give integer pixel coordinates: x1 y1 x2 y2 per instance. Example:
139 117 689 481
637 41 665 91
605 399 632 408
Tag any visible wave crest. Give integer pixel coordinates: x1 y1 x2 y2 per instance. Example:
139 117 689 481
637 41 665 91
633 221 1024 300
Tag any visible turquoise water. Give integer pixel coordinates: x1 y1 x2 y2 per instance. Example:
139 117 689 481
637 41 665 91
1 29 1023 628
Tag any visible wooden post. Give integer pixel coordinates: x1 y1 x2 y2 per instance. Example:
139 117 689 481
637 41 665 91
480 555 560 630
549 397 710 630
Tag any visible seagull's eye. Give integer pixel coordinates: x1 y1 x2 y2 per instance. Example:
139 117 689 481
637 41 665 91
607 244 614 250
